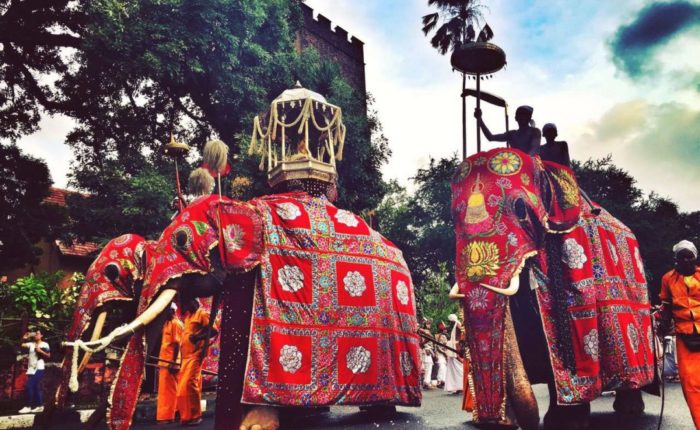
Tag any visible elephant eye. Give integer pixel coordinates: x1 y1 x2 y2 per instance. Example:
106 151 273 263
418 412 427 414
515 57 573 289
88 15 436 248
104 263 120 282
514 198 528 221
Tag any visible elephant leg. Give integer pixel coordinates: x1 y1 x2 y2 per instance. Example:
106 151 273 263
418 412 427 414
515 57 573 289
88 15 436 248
82 398 109 430
543 383 590 430
214 271 265 430
613 389 644 415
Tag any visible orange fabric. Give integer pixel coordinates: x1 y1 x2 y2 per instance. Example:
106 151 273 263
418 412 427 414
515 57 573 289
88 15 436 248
676 337 700 429
462 358 474 412
660 268 700 334
177 307 217 422
157 318 183 421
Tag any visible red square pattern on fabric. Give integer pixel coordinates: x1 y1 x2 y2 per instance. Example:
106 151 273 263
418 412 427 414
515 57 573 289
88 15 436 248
337 337 379 385
569 308 601 378
598 227 624 278
625 237 646 284
336 261 376 307
269 253 313 304
326 204 370 236
561 230 594 283
616 312 647 369
269 199 311 230
393 341 420 387
267 331 313 385
391 270 413 314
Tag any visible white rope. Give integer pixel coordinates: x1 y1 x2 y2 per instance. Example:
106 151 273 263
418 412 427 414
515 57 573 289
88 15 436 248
63 325 132 392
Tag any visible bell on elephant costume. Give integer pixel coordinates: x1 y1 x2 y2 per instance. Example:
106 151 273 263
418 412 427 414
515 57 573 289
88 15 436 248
451 148 654 429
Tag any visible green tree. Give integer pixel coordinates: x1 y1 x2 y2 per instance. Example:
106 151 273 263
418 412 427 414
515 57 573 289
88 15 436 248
0 1 389 243
415 262 459 325
0 144 67 271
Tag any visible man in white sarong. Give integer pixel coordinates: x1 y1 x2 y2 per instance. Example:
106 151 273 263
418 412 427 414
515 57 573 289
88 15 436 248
444 314 464 393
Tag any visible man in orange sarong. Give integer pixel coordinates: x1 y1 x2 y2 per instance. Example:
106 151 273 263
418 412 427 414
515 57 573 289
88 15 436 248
157 303 184 423
177 298 218 426
659 240 700 429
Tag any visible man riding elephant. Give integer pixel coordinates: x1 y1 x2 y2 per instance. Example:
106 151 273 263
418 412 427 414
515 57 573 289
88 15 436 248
451 148 654 430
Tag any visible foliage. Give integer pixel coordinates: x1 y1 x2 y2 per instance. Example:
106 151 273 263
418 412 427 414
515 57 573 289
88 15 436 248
1 1 389 243
0 144 68 271
421 0 488 55
415 262 459 325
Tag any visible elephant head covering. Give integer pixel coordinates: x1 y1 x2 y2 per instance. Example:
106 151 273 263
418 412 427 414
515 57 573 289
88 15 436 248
673 240 698 258
57 234 149 408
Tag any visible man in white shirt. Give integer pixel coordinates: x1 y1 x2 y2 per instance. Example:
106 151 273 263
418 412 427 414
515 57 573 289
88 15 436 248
19 330 50 414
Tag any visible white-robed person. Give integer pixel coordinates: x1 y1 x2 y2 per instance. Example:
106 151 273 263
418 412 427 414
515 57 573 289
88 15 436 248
443 314 464 394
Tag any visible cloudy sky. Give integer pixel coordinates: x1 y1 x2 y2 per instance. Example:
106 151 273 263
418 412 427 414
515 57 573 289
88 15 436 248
19 0 700 211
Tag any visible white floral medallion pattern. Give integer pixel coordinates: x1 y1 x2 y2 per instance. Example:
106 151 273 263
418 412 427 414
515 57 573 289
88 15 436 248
276 202 301 221
343 271 367 297
400 351 414 376
335 209 359 227
279 345 303 373
583 329 599 361
224 224 245 252
346 346 372 374
396 280 410 305
278 265 304 292
607 240 619 265
562 238 587 269
628 324 639 354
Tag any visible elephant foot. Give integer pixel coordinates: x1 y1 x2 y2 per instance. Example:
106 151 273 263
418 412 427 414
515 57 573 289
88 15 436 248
613 389 644 415
239 406 279 430
543 402 590 430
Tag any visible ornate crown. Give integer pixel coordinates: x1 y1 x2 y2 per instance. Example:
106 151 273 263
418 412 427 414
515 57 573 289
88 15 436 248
249 82 346 190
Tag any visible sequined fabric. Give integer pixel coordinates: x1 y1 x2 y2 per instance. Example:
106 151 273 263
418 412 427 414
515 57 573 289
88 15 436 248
240 192 421 406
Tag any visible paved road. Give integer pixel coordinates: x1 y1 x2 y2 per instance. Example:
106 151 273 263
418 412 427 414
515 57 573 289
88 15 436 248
127 382 692 430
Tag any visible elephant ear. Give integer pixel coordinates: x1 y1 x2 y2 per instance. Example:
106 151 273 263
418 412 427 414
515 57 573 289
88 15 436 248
539 159 582 232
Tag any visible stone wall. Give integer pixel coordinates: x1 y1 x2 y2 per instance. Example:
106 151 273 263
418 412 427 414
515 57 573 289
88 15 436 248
297 3 366 97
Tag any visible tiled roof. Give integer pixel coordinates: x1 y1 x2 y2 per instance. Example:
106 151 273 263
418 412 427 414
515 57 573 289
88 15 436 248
55 240 100 258
45 188 100 258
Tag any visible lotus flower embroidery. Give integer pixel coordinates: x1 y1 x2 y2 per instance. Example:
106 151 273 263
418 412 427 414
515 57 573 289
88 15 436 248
343 271 366 297
278 265 304 292
346 346 372 374
335 209 359 227
396 280 410 305
279 345 303 373
467 288 489 311
276 202 301 220
462 241 500 282
583 329 599 361
562 238 587 269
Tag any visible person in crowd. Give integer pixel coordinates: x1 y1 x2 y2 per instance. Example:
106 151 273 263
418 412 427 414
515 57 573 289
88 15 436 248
444 314 464 394
177 298 218 426
435 322 448 389
475 105 541 156
659 240 700 428
418 318 436 390
157 303 184 423
19 329 50 414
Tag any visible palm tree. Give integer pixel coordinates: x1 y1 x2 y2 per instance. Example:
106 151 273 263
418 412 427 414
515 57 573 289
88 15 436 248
422 0 493 158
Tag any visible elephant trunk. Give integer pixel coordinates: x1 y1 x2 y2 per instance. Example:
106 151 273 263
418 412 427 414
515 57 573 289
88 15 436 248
504 304 539 430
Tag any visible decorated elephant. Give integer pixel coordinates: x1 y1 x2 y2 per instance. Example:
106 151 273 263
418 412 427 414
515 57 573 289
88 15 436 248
74 85 421 430
45 234 150 427
450 148 654 430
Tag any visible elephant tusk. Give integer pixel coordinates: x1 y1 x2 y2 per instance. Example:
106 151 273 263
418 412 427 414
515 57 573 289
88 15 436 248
480 276 520 296
78 310 107 373
65 289 178 350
